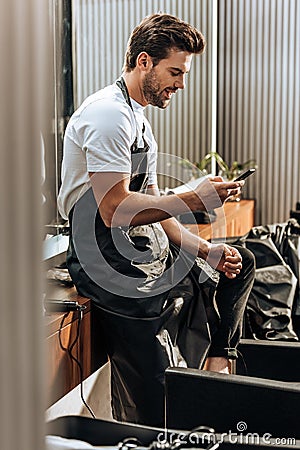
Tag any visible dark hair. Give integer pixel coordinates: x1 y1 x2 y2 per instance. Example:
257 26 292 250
123 13 206 72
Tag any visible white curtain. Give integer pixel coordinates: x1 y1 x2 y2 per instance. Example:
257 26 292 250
0 0 51 448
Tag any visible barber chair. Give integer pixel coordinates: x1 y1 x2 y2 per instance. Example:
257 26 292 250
236 338 300 381
166 338 300 445
46 415 163 447
46 416 228 449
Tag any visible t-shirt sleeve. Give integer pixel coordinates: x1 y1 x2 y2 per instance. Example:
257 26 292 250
73 99 134 173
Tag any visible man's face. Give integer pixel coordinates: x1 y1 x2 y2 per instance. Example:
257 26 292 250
142 49 193 109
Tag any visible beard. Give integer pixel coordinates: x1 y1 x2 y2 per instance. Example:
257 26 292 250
142 68 173 109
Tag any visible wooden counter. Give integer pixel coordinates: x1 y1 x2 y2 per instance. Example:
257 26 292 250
45 285 92 406
186 199 255 240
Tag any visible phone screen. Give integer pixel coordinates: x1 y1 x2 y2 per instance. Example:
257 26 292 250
234 168 256 181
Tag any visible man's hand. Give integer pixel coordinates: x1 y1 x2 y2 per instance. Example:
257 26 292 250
206 243 243 279
194 176 244 210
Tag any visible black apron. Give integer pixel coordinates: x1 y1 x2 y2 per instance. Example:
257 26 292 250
66 78 219 426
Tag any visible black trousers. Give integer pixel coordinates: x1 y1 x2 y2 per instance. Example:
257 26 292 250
208 245 255 359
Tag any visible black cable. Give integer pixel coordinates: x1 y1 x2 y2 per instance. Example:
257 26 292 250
58 310 96 418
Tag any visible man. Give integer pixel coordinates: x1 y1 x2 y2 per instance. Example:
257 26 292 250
58 13 255 426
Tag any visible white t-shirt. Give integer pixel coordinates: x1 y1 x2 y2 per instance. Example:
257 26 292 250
58 82 158 219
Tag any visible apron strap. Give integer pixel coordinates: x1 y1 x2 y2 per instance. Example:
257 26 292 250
116 77 146 147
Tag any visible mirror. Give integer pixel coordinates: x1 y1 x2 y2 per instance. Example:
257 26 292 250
46 0 215 230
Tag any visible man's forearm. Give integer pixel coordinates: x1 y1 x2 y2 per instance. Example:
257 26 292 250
144 185 211 260
160 216 211 260
125 190 205 226
161 216 243 278
96 184 205 227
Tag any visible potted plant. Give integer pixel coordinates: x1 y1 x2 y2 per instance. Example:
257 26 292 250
181 152 257 201
196 151 257 180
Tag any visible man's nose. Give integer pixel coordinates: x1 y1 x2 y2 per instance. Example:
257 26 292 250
174 75 186 90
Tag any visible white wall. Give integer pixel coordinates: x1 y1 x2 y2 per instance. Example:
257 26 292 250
218 0 300 224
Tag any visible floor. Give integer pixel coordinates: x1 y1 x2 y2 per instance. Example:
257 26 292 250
45 362 113 422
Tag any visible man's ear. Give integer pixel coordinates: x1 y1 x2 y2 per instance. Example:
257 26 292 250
136 52 152 71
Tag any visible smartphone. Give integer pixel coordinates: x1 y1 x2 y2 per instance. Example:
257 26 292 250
234 168 256 181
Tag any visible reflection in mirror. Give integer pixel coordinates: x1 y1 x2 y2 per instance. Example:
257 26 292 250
47 0 214 228
72 0 213 190
46 0 213 225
